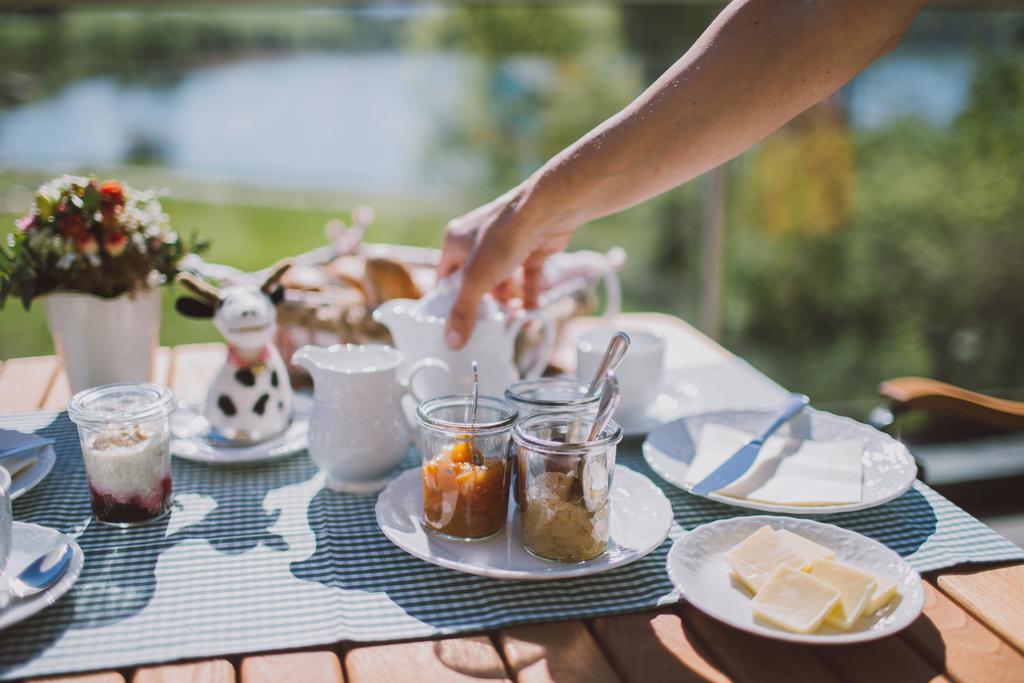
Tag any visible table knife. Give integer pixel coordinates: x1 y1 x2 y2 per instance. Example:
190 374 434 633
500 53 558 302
690 393 809 496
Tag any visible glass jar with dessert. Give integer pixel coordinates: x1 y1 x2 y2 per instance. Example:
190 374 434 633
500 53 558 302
416 395 517 541
513 411 622 563
68 382 175 526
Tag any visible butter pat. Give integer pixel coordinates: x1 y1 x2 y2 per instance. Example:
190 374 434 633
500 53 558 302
776 528 835 567
725 525 805 593
751 565 841 634
865 573 898 613
807 558 877 630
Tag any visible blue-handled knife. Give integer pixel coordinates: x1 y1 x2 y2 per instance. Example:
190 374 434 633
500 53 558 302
690 393 809 496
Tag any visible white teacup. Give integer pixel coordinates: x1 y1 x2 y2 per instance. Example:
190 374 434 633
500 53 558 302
577 328 665 425
293 344 450 493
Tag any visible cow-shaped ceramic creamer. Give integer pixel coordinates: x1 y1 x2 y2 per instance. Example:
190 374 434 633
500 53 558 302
175 260 293 444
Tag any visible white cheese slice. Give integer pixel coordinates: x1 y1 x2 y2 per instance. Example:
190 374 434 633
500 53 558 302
865 572 898 613
807 558 877 630
776 529 835 568
751 565 841 634
725 525 806 594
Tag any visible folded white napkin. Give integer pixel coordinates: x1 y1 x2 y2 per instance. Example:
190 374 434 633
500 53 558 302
685 423 864 505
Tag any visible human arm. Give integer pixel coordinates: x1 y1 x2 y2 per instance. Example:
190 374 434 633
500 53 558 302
441 0 925 348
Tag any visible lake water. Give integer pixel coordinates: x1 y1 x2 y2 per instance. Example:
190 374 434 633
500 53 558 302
0 47 971 197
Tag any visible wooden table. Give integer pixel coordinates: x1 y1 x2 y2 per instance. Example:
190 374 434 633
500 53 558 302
2 314 1023 683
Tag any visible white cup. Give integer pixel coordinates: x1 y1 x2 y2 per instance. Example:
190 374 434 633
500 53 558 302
0 467 12 585
293 344 450 493
577 328 665 424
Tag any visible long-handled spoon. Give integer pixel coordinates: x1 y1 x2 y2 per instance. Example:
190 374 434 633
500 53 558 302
587 372 621 442
470 360 482 466
584 332 630 398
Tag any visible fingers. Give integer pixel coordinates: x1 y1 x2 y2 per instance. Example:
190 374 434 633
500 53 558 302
522 259 545 310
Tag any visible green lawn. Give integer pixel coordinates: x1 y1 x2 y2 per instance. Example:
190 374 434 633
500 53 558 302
0 193 450 360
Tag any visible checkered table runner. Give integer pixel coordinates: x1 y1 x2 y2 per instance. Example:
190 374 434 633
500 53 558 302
2 390 1022 679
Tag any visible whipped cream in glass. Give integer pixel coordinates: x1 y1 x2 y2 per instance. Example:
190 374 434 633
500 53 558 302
69 382 174 526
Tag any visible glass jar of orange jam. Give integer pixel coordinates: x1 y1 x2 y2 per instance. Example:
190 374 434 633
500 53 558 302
416 396 517 541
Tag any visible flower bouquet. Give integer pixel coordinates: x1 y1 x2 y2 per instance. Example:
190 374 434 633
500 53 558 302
0 175 208 392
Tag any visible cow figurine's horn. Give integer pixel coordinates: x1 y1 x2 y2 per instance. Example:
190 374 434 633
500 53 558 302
176 271 223 304
260 258 293 295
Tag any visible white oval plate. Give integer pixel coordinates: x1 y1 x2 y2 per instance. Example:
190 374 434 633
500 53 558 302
0 522 85 631
170 393 311 464
376 464 674 581
5 444 56 501
643 408 917 514
667 515 924 644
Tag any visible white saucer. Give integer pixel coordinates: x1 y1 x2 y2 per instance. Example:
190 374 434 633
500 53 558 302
643 408 917 514
0 522 85 631
3 444 56 501
617 369 702 438
667 515 925 644
170 393 312 464
376 464 674 581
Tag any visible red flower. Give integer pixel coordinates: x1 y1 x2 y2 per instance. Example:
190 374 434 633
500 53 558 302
58 214 84 237
100 180 125 205
74 232 99 255
100 180 126 225
103 231 129 257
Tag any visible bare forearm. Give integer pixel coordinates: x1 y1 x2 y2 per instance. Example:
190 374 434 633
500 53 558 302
517 0 923 231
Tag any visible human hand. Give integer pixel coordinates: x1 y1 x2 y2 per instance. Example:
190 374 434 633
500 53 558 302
438 186 577 349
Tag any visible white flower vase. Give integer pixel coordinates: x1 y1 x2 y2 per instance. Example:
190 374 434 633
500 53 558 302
43 288 162 394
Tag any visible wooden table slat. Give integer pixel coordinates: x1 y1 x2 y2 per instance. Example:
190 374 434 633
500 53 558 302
679 604 842 683
0 355 60 411
26 672 126 683
814 633 949 683
132 659 234 683
344 637 510 683
240 650 342 683
496 621 620 683
901 583 1024 683
937 564 1024 655
590 609 732 683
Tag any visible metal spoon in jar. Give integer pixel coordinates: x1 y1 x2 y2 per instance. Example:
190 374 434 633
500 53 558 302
587 372 621 442
470 360 482 466
584 331 630 398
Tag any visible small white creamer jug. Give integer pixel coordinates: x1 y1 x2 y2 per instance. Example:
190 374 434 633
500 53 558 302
292 344 449 493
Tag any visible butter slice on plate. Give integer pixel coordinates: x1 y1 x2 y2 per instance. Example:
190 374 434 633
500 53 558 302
865 573 898 613
751 565 841 634
807 558 877 630
724 525 806 594
776 528 835 567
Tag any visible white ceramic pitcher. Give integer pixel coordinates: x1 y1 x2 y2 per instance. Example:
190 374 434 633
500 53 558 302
292 344 449 493
372 276 555 398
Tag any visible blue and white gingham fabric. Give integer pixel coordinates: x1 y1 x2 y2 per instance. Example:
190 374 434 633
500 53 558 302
1 375 1022 680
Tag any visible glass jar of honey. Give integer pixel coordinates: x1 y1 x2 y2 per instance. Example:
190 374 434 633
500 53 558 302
416 395 517 541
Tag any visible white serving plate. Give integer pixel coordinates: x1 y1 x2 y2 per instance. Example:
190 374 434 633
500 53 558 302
0 522 85 631
667 515 925 644
4 444 56 501
643 408 917 514
170 393 312 464
617 369 702 438
376 464 674 581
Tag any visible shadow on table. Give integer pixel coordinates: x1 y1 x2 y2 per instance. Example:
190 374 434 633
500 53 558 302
0 414 301 676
